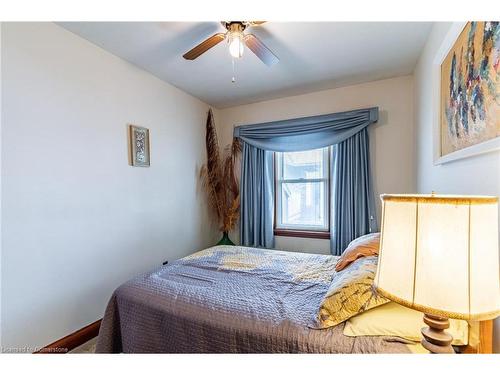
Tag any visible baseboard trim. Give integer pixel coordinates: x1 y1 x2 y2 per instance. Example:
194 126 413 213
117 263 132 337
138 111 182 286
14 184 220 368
34 319 102 354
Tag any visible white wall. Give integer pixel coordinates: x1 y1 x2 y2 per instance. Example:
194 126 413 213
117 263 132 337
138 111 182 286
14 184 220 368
414 22 500 353
217 75 416 254
1 23 215 351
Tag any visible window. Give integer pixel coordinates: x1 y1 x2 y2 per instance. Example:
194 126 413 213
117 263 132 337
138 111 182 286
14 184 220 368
275 147 330 238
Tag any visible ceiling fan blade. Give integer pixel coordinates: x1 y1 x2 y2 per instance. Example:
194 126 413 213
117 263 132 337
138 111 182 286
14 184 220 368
183 33 226 60
244 34 279 67
247 21 266 26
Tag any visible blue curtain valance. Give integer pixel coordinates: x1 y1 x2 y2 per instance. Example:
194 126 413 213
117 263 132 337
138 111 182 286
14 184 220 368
233 107 378 152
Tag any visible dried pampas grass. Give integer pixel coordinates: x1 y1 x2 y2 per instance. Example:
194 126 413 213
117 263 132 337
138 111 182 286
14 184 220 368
200 109 241 232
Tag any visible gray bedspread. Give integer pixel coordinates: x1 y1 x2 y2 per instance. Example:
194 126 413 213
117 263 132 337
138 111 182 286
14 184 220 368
96 245 410 353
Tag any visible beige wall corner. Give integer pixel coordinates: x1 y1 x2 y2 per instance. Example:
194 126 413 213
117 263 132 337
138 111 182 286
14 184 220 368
217 75 417 252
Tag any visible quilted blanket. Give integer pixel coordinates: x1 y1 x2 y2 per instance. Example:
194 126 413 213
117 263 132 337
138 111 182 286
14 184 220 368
96 245 410 353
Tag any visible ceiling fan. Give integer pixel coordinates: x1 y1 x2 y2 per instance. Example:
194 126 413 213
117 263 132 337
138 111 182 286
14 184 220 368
183 21 279 67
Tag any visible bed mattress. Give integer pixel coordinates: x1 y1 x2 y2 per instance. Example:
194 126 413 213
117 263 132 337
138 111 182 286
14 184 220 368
96 245 410 353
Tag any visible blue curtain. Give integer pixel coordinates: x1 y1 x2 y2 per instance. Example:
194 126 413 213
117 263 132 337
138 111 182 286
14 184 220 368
236 107 378 252
234 108 378 152
240 143 274 248
331 128 377 255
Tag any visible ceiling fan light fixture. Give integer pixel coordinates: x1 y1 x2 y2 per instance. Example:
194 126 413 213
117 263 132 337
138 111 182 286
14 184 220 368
228 31 244 58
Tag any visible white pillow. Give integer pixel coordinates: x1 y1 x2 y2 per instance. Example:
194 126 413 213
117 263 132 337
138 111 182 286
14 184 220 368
343 302 469 346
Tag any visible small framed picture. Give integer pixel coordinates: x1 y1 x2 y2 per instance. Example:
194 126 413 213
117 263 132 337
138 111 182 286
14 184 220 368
128 125 150 167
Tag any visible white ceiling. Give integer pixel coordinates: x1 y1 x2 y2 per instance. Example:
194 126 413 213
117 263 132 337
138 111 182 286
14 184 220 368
59 22 433 108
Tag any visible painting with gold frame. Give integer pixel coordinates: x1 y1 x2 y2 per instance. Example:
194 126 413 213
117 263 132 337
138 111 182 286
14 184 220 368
438 21 500 162
128 125 150 167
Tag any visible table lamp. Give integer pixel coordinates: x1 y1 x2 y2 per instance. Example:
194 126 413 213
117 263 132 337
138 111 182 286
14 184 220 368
374 194 500 354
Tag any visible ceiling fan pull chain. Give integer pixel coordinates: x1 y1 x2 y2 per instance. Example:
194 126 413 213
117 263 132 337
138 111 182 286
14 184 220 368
231 57 236 83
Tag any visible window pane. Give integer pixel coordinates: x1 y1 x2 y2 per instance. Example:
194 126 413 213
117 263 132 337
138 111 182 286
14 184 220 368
280 181 326 229
282 148 326 180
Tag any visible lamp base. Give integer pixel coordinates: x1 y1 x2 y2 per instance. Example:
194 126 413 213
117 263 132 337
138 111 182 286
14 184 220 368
421 314 455 354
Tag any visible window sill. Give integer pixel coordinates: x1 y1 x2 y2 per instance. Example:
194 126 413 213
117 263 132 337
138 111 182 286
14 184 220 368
274 229 330 240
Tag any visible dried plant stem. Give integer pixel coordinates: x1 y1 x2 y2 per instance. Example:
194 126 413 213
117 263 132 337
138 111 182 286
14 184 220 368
200 109 241 232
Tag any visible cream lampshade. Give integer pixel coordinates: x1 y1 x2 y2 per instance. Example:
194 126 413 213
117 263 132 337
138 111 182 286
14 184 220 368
374 194 500 353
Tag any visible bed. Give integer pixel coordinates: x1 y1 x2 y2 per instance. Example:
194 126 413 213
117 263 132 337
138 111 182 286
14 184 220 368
95 245 491 353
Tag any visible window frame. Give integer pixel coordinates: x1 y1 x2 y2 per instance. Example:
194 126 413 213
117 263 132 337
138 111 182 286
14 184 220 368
273 147 331 239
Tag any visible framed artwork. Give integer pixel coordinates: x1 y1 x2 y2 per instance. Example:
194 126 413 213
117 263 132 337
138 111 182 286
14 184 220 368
128 125 150 167
433 22 500 164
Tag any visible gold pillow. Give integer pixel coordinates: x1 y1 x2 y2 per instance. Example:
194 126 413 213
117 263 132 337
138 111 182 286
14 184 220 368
343 302 469 346
335 232 380 271
316 256 388 328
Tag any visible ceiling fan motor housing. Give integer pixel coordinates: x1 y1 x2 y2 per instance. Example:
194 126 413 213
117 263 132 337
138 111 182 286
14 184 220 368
223 22 247 33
